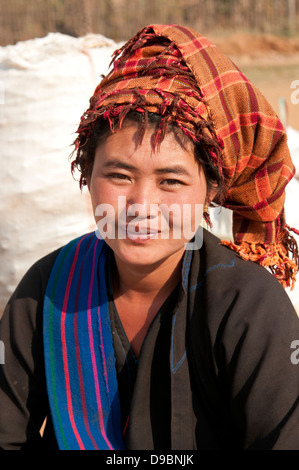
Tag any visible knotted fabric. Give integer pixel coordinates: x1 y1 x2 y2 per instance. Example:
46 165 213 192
74 24 298 288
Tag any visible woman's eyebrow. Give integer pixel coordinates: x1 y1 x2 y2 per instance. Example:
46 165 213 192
154 165 192 177
102 159 138 171
103 159 192 177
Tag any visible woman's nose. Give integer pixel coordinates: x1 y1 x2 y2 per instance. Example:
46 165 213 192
126 181 157 219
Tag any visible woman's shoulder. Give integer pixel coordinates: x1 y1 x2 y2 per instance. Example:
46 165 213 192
10 247 63 304
201 228 290 294
197 228 298 324
3 232 105 318
191 227 299 373
0 247 63 331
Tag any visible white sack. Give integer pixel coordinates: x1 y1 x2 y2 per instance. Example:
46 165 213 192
0 33 120 312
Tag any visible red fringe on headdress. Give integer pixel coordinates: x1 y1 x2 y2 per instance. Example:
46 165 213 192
221 224 299 289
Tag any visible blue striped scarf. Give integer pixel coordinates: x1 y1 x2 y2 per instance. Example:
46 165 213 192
43 232 125 450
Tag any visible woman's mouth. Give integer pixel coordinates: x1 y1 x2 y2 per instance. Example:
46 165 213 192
126 228 160 241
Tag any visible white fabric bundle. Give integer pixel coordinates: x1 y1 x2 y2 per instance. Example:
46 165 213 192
0 33 119 311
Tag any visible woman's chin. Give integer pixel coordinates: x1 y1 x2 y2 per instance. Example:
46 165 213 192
106 237 186 268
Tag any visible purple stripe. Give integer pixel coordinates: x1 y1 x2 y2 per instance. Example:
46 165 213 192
74 236 99 449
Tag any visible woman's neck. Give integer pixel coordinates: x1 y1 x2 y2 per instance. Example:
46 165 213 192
111 249 185 357
112 248 185 301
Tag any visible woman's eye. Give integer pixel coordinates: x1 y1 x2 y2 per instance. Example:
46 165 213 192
161 179 184 186
108 173 131 181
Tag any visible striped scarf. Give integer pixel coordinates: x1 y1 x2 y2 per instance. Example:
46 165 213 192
43 232 125 450
73 24 298 288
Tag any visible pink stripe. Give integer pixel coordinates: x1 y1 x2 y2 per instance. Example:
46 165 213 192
123 415 129 437
61 236 88 449
86 240 113 450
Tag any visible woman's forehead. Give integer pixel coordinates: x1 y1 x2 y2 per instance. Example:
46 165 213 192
95 123 197 169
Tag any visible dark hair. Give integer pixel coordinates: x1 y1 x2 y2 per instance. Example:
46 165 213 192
71 111 225 202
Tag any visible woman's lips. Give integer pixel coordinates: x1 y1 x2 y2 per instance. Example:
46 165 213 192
126 228 160 240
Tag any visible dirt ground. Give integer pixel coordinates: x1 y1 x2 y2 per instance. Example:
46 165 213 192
210 33 299 129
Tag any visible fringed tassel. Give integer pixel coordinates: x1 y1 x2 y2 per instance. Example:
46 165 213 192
203 210 213 229
221 225 299 290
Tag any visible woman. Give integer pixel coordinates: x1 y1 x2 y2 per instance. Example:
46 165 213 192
0 24 299 450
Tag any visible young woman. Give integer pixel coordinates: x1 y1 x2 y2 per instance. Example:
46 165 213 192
1 24 299 450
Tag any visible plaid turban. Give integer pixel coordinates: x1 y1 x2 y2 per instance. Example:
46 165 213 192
73 24 299 288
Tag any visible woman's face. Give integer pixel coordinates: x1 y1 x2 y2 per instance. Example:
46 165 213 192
88 123 208 268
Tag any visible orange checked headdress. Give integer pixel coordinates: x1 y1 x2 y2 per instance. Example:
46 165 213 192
73 24 299 288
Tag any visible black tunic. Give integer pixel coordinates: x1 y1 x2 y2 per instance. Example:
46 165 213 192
0 229 299 450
